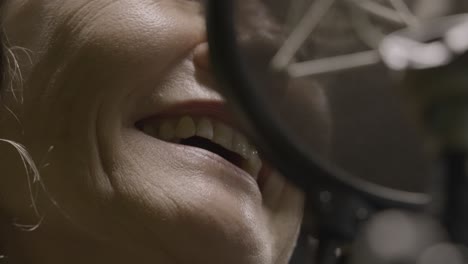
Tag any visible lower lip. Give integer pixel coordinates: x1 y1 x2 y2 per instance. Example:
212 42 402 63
135 126 271 195
168 141 263 192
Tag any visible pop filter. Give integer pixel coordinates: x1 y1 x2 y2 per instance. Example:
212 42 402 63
206 1 468 263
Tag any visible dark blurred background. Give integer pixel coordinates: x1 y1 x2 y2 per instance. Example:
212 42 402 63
327 0 468 192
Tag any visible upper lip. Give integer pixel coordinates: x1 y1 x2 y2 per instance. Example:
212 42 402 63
137 100 241 132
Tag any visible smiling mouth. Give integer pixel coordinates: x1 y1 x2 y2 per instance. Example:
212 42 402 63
136 115 263 181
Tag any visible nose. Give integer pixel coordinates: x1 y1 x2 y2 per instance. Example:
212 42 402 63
192 40 227 100
193 42 212 72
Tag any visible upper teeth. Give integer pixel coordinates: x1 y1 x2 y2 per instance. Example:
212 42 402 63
141 116 262 180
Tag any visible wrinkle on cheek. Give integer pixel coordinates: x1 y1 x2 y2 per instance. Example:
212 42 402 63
4 0 208 125
81 0 203 54
19 0 207 131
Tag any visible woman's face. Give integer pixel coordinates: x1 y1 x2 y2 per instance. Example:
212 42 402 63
0 0 323 263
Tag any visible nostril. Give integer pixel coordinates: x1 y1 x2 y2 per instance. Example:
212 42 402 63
194 42 212 72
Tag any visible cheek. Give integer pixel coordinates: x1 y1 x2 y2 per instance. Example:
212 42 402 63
24 0 204 102
0 0 206 235
77 1 205 72
2 0 205 112
15 0 206 170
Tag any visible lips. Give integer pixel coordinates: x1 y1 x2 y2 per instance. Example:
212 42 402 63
135 102 267 186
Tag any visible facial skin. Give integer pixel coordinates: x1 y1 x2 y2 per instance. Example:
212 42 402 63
0 1 327 263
